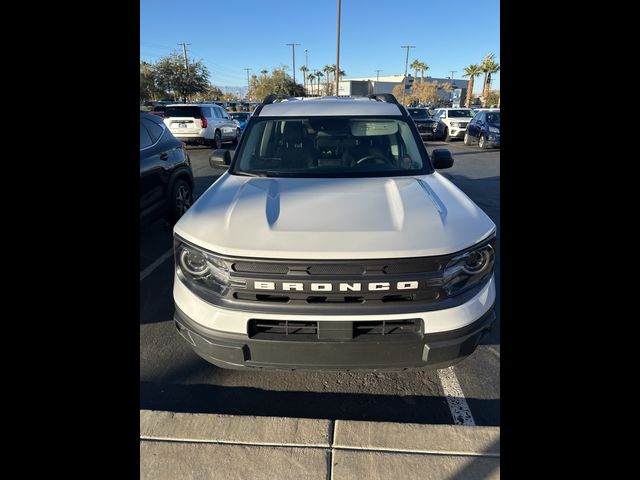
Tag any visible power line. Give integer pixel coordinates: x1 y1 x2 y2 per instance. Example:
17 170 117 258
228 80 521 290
285 43 301 83
400 45 415 105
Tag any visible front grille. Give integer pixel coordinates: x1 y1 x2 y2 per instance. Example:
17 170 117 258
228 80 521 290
247 319 422 340
231 259 443 276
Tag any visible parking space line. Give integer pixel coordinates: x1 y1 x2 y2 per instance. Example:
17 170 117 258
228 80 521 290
437 367 476 426
140 248 174 282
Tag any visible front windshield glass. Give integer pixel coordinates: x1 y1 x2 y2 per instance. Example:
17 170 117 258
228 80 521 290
448 109 473 118
232 117 431 178
486 112 500 124
407 109 431 120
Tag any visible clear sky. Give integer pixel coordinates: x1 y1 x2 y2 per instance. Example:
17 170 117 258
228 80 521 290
140 0 500 94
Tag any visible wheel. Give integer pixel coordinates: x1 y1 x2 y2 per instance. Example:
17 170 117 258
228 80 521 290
443 126 451 142
232 128 240 145
463 133 472 146
478 134 487 149
209 130 222 149
164 178 193 224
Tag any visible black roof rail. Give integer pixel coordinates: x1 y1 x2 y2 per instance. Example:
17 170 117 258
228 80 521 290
253 94 297 116
367 93 409 118
367 93 399 105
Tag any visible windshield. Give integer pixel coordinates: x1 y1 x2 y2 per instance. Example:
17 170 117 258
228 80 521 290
486 112 500 124
448 109 473 118
230 113 250 121
407 109 432 120
232 117 431 178
164 106 202 118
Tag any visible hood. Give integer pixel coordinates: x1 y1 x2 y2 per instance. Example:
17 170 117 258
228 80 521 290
175 174 495 260
412 118 436 123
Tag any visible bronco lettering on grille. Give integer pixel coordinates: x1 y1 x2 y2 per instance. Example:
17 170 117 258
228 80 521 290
254 281 420 291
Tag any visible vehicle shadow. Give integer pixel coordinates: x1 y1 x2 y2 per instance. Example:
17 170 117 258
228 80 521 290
139 381 500 426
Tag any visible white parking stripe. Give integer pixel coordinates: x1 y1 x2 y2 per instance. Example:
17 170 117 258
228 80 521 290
438 367 476 426
140 248 174 282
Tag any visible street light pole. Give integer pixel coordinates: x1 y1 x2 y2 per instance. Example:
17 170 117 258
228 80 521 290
286 43 301 84
375 69 383 82
335 0 342 96
400 45 415 105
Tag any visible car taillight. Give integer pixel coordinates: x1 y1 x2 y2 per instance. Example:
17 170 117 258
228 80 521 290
201 117 207 128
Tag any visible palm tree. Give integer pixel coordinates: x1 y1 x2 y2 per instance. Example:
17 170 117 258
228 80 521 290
315 71 324 96
323 65 333 94
480 53 500 107
410 59 421 82
260 69 268 77
462 63 482 107
300 65 309 94
419 62 429 83
307 72 315 96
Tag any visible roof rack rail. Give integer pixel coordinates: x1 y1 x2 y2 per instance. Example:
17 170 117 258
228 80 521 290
367 93 400 105
253 94 298 116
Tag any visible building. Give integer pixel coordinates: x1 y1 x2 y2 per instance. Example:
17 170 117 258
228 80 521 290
337 75 470 106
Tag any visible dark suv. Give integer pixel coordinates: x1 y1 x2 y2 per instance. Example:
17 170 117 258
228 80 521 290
464 110 500 149
406 107 438 140
140 112 194 224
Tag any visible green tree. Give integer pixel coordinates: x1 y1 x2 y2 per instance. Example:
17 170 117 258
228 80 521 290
307 72 315 96
154 52 210 102
410 59 421 81
480 53 500 107
299 65 309 93
315 71 324 96
419 62 429 83
249 67 305 101
462 64 482 107
323 65 333 95
140 61 167 101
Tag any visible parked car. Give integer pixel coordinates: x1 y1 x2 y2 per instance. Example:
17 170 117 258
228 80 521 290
406 108 438 140
172 93 496 371
464 110 500 149
432 108 475 141
140 112 194 224
163 104 241 148
229 111 251 134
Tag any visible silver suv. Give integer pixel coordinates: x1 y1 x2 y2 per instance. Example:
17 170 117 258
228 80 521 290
163 104 240 148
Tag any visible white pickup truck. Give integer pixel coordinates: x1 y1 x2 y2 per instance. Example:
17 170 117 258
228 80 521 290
172 94 496 370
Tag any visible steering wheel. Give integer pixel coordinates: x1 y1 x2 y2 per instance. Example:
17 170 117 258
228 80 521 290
355 155 392 166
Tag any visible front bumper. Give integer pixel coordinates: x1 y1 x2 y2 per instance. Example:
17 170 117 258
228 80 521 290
175 305 495 371
173 273 496 370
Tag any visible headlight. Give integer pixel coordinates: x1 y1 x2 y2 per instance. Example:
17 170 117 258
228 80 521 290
488 126 500 134
442 241 495 296
175 240 231 297
450 122 460 127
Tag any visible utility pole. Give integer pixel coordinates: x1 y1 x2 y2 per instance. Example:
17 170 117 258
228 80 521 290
375 70 383 82
400 45 415 105
285 43 301 84
335 0 342 96
244 68 251 101
449 70 457 85
178 42 191 102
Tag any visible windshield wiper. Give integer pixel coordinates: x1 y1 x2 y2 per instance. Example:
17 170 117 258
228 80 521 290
233 171 266 177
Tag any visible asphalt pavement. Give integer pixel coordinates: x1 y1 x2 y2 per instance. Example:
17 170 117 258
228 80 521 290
139 139 500 426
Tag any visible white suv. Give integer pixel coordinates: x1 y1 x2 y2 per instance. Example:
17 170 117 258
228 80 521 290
163 104 240 148
433 108 475 142
172 94 496 371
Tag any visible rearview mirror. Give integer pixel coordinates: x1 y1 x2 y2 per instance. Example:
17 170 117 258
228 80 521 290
209 149 231 167
431 149 453 169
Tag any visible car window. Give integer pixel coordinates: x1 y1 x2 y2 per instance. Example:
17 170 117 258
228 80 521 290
141 118 163 143
233 117 431 178
212 107 222 119
164 106 202 118
486 112 500 124
140 122 153 149
448 109 473 118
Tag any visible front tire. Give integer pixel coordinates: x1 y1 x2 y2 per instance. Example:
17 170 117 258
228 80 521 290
443 126 451 142
164 179 193 225
464 133 472 145
232 128 240 145
478 134 487 149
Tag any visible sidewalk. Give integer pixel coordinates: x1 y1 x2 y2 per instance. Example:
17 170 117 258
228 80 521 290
141 410 499 479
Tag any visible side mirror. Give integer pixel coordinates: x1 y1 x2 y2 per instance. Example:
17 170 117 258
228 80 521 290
209 149 231 167
431 149 454 169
